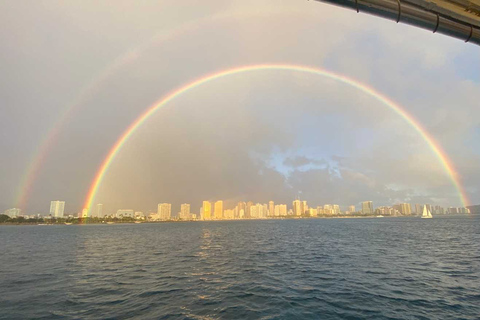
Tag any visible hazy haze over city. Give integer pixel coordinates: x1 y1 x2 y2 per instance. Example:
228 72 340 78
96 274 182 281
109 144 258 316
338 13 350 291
1 0 479 215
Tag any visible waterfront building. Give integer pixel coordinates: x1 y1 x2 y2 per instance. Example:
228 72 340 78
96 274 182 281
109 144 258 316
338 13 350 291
333 204 340 214
323 204 333 215
116 209 134 218
180 203 191 220
399 203 412 215
157 203 171 220
415 204 423 215
96 204 103 218
262 204 268 218
236 202 246 219
268 201 274 217
361 201 373 215
301 201 308 215
293 200 302 216
202 201 212 220
250 205 258 218
214 201 223 219
308 208 318 217
50 201 65 218
4 208 21 217
348 205 355 213
274 204 287 216
246 201 254 218
224 209 234 219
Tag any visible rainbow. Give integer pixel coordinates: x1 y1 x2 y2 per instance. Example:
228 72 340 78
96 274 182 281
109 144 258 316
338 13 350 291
83 64 469 212
15 7 314 211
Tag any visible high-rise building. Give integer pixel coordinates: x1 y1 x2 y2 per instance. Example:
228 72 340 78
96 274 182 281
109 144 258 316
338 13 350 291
268 201 274 217
236 202 246 219
415 204 423 215
157 203 171 220
398 203 412 215
4 208 21 217
250 205 258 218
262 204 268 218
348 205 355 213
246 201 254 218
333 204 340 214
214 201 223 219
324 204 333 215
308 208 318 217
301 201 308 215
50 201 65 217
180 203 191 220
224 209 234 219
96 204 103 218
293 199 302 216
82 208 88 218
202 201 212 220
361 201 373 215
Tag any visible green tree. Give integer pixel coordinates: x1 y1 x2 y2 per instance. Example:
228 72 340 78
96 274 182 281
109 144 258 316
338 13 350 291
0 214 10 223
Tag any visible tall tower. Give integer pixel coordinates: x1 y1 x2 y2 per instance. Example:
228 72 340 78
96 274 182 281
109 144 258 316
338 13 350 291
246 201 254 218
293 199 301 216
96 204 103 218
202 201 212 220
301 201 308 215
214 201 223 219
268 201 274 217
50 201 65 218
361 201 373 215
157 203 171 220
180 203 191 220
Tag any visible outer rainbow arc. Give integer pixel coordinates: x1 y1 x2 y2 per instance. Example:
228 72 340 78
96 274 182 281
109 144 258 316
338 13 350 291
15 7 312 211
83 64 469 213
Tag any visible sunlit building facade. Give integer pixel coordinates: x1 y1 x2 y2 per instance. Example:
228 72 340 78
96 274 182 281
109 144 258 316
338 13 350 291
214 201 223 219
202 201 212 220
157 203 171 220
361 201 373 215
50 201 65 217
180 203 191 220
96 204 103 218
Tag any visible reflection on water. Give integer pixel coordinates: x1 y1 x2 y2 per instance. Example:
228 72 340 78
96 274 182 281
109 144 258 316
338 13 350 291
0 216 479 319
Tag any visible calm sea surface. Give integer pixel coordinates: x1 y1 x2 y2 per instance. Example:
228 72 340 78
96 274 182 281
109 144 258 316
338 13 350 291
1 216 479 319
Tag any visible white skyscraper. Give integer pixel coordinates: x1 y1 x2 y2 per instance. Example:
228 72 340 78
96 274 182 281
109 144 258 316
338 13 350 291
50 201 65 217
96 204 103 217
157 203 172 220
180 203 191 220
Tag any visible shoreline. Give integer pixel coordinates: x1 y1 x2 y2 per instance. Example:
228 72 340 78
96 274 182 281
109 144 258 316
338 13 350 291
0 214 475 226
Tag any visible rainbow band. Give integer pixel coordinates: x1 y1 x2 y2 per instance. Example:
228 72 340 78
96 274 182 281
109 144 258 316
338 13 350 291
83 64 469 212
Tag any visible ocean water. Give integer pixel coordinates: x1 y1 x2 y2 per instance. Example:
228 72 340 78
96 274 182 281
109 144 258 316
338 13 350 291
1 216 479 319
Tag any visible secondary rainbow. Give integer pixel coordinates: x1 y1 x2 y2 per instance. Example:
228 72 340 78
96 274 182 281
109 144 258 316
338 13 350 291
83 64 469 212
15 7 307 211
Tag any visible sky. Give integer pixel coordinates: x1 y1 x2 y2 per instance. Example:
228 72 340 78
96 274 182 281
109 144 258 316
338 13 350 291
0 0 479 215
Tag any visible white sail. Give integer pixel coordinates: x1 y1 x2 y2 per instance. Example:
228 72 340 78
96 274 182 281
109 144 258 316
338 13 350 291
421 205 433 218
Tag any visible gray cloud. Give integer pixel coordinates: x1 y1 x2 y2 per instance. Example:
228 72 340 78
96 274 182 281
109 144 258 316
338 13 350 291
0 0 478 215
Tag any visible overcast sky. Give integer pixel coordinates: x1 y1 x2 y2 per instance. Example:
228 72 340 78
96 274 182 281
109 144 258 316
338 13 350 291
1 0 479 215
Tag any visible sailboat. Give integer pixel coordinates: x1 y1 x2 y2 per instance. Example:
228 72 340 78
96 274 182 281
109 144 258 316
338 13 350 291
421 205 433 219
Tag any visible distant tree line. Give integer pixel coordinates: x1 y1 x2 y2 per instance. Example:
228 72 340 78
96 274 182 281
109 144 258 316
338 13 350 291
0 214 136 224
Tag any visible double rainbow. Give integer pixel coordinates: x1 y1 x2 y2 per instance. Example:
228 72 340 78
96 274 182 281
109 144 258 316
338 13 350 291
83 64 469 212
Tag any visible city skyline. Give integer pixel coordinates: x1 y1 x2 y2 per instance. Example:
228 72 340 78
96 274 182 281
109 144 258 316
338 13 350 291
3 197 471 220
